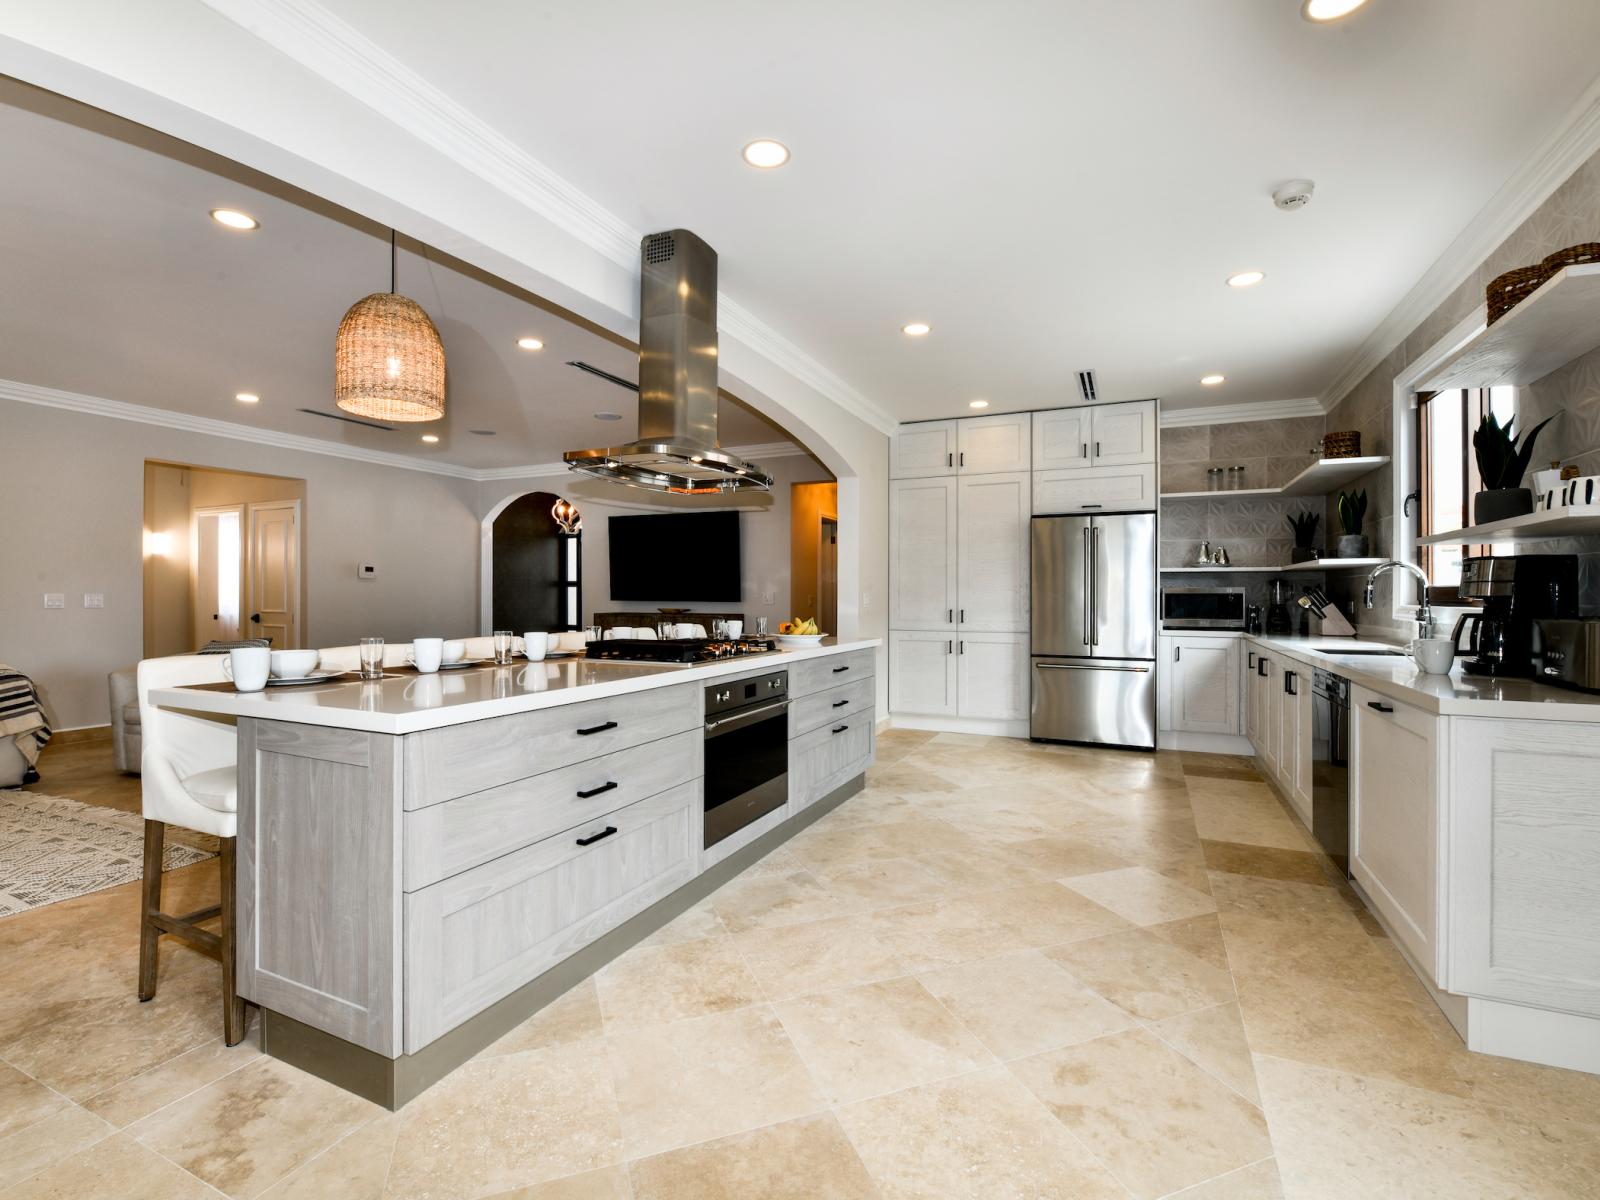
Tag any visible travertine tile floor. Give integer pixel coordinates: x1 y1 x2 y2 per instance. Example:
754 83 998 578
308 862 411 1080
7 728 1600 1197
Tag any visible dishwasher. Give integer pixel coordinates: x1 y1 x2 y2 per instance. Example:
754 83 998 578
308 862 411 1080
1310 669 1350 875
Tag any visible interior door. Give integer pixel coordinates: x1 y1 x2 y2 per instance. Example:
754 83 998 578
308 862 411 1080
1029 515 1090 657
191 505 244 647
1090 400 1157 466
818 517 838 635
957 472 1029 631
889 477 958 630
248 500 301 649
1091 513 1156 660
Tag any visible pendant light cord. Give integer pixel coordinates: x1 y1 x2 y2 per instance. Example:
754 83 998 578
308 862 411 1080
390 229 397 294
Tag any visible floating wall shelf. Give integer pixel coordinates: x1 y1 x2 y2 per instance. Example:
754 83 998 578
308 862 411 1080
1160 455 1390 501
1421 263 1600 391
1415 506 1600 546
1159 558 1386 574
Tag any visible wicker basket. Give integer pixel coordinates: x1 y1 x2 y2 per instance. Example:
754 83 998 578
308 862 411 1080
1542 242 1600 272
1486 262 1554 325
1322 431 1361 459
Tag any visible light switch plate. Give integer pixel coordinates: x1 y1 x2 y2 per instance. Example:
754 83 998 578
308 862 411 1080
43 593 64 609
83 593 104 609
357 563 378 579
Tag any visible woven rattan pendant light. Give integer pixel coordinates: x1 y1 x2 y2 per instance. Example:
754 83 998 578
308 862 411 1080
335 230 446 422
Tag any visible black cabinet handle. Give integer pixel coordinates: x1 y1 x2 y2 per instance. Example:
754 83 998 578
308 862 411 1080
947 608 953 623
1367 701 1394 713
959 451 965 467
576 781 618 799
959 640 965 654
947 640 953 654
1095 441 1101 456
576 721 618 736
1081 443 1087 458
1284 670 1296 696
832 724 849 734
832 665 849 673
832 699 849 708
947 452 953 467
575 826 617 847
959 608 965 622
1247 651 1255 668
1257 658 1267 677
1175 645 1181 662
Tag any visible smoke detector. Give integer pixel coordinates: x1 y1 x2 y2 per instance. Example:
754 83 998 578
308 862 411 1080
1273 180 1316 211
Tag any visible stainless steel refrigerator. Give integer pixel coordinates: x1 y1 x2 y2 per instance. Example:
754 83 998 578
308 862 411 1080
1030 512 1157 749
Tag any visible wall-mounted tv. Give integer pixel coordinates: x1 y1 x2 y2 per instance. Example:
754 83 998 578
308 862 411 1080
608 511 742 602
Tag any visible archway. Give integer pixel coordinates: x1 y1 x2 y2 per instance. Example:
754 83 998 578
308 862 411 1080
490 491 581 633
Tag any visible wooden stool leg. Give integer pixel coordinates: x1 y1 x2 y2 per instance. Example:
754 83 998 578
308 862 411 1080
219 836 246 1046
138 820 165 1002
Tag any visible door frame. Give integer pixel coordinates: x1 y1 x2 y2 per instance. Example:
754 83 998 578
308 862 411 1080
190 503 247 647
246 499 303 649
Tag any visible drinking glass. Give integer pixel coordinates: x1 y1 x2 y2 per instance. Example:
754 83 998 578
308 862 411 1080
657 620 675 641
492 630 514 664
358 637 385 680
755 617 768 637
585 624 602 643
712 618 728 640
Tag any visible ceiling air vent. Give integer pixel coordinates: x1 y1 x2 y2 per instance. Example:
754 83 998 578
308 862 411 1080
1076 371 1098 403
297 407 395 431
566 361 640 392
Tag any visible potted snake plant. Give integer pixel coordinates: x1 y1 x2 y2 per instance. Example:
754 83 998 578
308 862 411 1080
1335 490 1368 558
1287 512 1320 563
1472 411 1556 525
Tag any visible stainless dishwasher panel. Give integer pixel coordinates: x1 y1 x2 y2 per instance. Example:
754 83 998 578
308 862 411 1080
1030 657 1156 749
1310 669 1350 875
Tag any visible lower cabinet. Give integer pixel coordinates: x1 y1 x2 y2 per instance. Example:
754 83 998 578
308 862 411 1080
955 632 1029 720
1350 684 1440 978
889 631 958 716
1275 659 1313 825
1160 635 1241 735
790 717 875 812
1252 652 1279 779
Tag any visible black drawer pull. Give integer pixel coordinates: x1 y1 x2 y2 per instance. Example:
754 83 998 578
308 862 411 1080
832 699 849 708
575 826 617 847
832 665 850 673
1367 701 1394 714
576 720 618 736
576 781 618 799
832 724 849 734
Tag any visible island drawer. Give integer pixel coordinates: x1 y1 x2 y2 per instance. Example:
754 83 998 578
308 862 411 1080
789 714 874 813
404 779 701 1052
788 649 875 698
789 675 875 738
403 728 702 890
403 682 699 809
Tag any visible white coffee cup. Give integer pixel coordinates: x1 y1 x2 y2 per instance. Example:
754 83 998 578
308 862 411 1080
441 639 466 664
1412 637 1455 675
409 637 444 674
269 649 320 678
222 646 271 693
523 631 549 662
726 620 744 639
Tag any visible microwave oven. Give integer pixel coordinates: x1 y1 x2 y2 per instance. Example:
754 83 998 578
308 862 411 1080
1162 586 1246 630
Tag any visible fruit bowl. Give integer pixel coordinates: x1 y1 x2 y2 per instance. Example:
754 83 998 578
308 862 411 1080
774 633 827 649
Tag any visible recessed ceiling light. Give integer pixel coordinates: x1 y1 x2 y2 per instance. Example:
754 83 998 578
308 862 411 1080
969 399 990 409
1200 374 1226 387
210 208 258 231
516 337 544 351
742 139 790 169
420 434 439 443
1302 0 1369 21
595 411 623 421
234 392 260 404
1227 270 1265 288
902 322 931 337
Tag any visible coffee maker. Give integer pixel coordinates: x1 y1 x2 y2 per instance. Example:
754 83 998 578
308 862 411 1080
1453 554 1578 677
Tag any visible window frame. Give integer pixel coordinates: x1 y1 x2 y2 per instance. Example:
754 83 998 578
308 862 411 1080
1415 387 1502 606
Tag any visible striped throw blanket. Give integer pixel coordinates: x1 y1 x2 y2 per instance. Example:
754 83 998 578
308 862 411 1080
0 665 51 773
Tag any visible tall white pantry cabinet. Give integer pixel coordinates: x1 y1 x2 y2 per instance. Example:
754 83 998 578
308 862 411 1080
888 401 1158 733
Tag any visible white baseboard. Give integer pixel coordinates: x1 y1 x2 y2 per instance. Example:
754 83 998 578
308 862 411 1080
889 714 1029 739
1157 730 1253 755
1467 997 1600 1075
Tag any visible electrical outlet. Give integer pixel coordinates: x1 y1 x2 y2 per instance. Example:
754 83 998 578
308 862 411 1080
43 593 64 609
357 563 378 580
761 589 775 605
83 593 104 609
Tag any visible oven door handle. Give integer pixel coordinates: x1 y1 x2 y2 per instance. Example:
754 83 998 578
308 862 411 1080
705 699 790 737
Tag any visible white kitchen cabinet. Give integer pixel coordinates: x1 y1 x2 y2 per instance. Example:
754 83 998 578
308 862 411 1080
1032 407 1093 470
1253 652 1280 779
1351 684 1439 977
1275 658 1312 825
889 476 958 630
1164 636 1241 735
1088 400 1157 467
957 413 1031 474
889 631 958 716
956 631 1028 721
1244 645 1263 745
1033 464 1157 514
956 472 1029 631
892 421 959 478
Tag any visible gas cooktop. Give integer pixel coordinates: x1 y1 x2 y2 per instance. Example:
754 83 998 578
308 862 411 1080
585 637 778 664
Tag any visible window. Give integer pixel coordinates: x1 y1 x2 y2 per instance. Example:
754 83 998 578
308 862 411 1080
1414 385 1515 602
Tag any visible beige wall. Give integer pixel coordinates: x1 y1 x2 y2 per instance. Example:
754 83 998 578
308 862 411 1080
1 398 482 729
141 463 193 657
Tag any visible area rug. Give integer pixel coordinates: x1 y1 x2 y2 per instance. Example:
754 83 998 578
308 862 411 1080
0 790 217 916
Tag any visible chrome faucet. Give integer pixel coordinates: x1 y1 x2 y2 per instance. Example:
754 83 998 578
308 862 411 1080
1364 560 1435 639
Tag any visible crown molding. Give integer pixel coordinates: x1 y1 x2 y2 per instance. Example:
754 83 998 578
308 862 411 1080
201 0 898 438
1320 73 1600 408
1159 397 1325 429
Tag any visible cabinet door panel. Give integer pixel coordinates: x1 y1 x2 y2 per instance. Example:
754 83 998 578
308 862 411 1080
957 632 1028 721
1170 638 1240 735
1090 400 1157 466
1033 465 1156 514
957 472 1029 631
893 422 958 478
1032 408 1093 470
889 631 958 716
890 477 958 630
958 413 1030 474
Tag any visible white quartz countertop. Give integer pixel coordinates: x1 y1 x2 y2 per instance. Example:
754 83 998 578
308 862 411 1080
1246 633 1600 720
151 639 881 735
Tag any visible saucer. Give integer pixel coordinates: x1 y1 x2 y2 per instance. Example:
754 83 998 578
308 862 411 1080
263 669 348 687
437 659 490 670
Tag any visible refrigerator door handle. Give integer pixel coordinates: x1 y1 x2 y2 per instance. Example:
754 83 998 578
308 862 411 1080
1091 525 1100 646
1081 526 1091 648
1035 662 1151 673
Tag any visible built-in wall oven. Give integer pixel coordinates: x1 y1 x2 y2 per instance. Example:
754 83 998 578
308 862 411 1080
1161 586 1246 630
703 670 789 849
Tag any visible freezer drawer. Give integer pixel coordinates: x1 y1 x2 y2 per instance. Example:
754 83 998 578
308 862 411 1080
1031 657 1156 749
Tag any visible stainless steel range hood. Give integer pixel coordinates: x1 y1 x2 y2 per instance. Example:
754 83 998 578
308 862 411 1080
563 230 773 494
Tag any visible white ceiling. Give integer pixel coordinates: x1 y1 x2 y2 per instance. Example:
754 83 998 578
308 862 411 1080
303 0 1600 418
0 78 793 470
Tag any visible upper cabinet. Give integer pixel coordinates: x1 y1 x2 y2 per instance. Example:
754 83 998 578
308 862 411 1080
891 421 959 479
956 472 1030 630
956 413 1031 474
1033 400 1156 471
889 476 960 630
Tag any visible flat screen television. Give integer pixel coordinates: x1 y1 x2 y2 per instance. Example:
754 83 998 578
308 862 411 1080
608 511 741 602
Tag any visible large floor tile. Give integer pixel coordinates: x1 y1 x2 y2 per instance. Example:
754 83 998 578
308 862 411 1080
606 1005 826 1158
486 1166 632 1199
773 977 991 1104
811 856 947 910
961 881 1133 948
0 1060 69 1140
594 936 763 1030
0 1102 114 1190
708 868 862 932
733 913 907 1000
1186 782 1314 852
1061 865 1218 926
628 1113 878 1200
858 898 1021 972
1201 838 1335 886
1151 1001 1260 1103
7 1132 217 1200
82 1029 261 1128
1044 927 1236 1021
1010 1027 1272 1200
1168 1157 1283 1198
835 1065 1125 1199
482 979 604 1058
257 1114 399 1200
1146 912 1233 971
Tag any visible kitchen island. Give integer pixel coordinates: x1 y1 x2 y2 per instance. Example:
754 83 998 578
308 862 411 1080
150 639 880 1107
